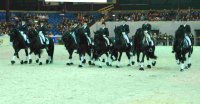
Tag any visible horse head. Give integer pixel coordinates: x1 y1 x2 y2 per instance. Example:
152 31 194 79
9 28 21 42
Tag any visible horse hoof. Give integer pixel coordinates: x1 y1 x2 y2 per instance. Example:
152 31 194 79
116 66 120 68
50 60 53 64
78 65 83 67
180 69 184 72
11 60 15 65
139 67 144 71
99 66 102 68
147 65 151 69
91 63 95 66
39 62 42 65
102 59 105 63
29 59 32 64
36 59 39 63
131 61 135 65
106 62 109 66
46 60 49 64
109 64 112 67
20 60 24 64
127 64 131 66
70 63 74 65
83 59 86 64
152 61 156 66
185 66 188 69
88 61 92 65
66 63 71 66
24 61 28 64
188 63 191 68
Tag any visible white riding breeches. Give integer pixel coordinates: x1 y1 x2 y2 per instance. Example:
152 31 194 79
122 32 130 43
185 35 191 46
85 33 91 45
20 31 29 43
103 35 110 45
39 31 49 45
87 37 91 45
144 30 154 46
71 32 77 44
39 31 45 44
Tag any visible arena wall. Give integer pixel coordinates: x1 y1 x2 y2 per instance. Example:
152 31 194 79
0 35 10 46
90 21 200 37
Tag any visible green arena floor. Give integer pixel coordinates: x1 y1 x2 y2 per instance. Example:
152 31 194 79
0 45 200 104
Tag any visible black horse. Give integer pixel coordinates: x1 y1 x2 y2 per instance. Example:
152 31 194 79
9 28 29 65
27 28 54 65
93 30 111 68
110 26 132 68
133 28 157 70
173 26 193 72
62 30 77 65
76 27 93 67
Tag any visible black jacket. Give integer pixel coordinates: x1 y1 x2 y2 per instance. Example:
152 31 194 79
38 25 48 35
18 24 28 33
121 24 130 34
82 26 91 37
100 27 109 37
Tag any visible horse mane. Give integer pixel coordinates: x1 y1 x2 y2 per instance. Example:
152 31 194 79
175 26 185 41
135 28 144 41
10 28 23 41
114 26 123 40
185 25 191 33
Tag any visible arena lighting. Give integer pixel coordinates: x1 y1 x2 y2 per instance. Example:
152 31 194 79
45 0 107 3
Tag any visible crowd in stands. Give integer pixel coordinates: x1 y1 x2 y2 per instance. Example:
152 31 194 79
105 9 200 21
0 22 9 36
0 9 199 39
57 13 99 34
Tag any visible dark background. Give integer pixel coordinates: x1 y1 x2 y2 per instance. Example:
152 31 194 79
0 0 200 11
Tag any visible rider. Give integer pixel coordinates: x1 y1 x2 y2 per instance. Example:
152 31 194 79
99 22 110 46
18 20 29 44
38 21 48 46
142 22 154 46
82 21 92 46
121 19 131 46
183 24 192 47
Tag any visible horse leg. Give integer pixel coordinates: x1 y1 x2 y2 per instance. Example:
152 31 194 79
147 56 151 69
98 57 102 68
126 52 131 66
13 49 23 64
38 53 42 65
35 53 39 63
139 53 145 71
87 50 92 65
116 52 122 68
28 50 33 64
180 59 184 72
187 51 192 68
16 52 23 64
131 53 135 65
105 53 110 66
67 50 74 65
175 53 180 65
79 54 83 67
24 49 28 64
137 52 140 66
11 50 18 65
